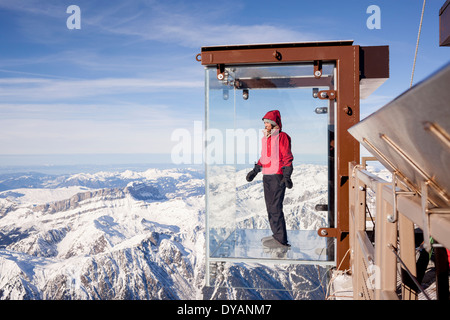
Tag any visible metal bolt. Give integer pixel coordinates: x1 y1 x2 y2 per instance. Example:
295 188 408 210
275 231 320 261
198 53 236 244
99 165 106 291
320 229 328 236
242 89 249 100
217 73 224 80
273 50 282 61
344 106 352 115
320 91 328 99
314 107 328 114
312 88 319 98
314 70 322 77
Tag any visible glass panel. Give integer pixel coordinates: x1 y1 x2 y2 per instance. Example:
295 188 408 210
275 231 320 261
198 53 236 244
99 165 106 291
205 69 236 259
205 63 336 290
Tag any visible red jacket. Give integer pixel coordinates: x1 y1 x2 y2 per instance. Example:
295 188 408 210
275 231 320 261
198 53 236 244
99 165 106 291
257 110 293 175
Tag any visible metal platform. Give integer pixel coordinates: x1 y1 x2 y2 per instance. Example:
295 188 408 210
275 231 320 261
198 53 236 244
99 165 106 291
349 62 450 208
349 62 450 253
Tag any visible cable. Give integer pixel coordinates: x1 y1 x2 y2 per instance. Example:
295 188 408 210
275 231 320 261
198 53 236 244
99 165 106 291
325 248 352 299
388 243 431 300
410 0 426 88
336 248 351 272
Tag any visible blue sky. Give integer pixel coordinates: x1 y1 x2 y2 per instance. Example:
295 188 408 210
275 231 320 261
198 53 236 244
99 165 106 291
0 0 448 164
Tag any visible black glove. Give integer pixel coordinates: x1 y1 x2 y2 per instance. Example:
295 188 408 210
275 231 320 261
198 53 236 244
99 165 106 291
280 166 293 189
246 163 262 182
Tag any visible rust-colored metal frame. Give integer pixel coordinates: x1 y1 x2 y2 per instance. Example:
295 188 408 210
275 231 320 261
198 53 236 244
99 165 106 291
440 0 450 46
199 41 360 270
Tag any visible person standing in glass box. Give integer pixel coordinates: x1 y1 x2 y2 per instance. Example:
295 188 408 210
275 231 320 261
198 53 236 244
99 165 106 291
246 110 294 249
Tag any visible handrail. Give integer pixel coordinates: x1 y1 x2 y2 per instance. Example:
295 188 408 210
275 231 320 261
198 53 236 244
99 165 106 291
348 160 450 300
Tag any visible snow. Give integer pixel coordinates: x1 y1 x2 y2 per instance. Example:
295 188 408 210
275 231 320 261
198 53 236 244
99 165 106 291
0 166 207 299
0 163 370 300
2 186 92 205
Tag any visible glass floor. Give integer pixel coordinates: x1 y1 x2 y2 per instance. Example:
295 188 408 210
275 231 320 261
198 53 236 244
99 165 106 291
209 228 333 263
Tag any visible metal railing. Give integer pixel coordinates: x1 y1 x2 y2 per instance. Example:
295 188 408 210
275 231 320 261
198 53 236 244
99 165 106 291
348 157 450 300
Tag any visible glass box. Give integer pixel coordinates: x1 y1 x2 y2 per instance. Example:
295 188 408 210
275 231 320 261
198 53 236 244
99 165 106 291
205 63 337 288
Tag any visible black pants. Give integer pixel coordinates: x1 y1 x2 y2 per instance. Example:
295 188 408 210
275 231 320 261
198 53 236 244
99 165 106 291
263 174 288 245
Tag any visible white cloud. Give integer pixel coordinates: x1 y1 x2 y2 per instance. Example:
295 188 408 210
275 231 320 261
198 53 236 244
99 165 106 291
0 117 164 154
0 77 203 102
76 0 320 48
0 101 201 154
0 0 321 156
103 12 318 48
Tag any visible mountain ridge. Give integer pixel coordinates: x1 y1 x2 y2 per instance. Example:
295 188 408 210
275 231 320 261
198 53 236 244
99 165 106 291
0 164 373 300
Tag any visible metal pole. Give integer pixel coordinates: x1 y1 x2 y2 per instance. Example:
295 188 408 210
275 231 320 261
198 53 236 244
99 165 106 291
388 243 431 300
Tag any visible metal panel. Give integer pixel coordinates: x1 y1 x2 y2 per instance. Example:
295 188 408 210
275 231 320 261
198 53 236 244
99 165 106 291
200 42 388 100
348 63 450 207
200 40 354 55
440 0 450 46
359 46 389 99
396 192 450 251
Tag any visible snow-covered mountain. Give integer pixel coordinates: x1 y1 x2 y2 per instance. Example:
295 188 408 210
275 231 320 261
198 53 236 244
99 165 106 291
0 164 340 300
